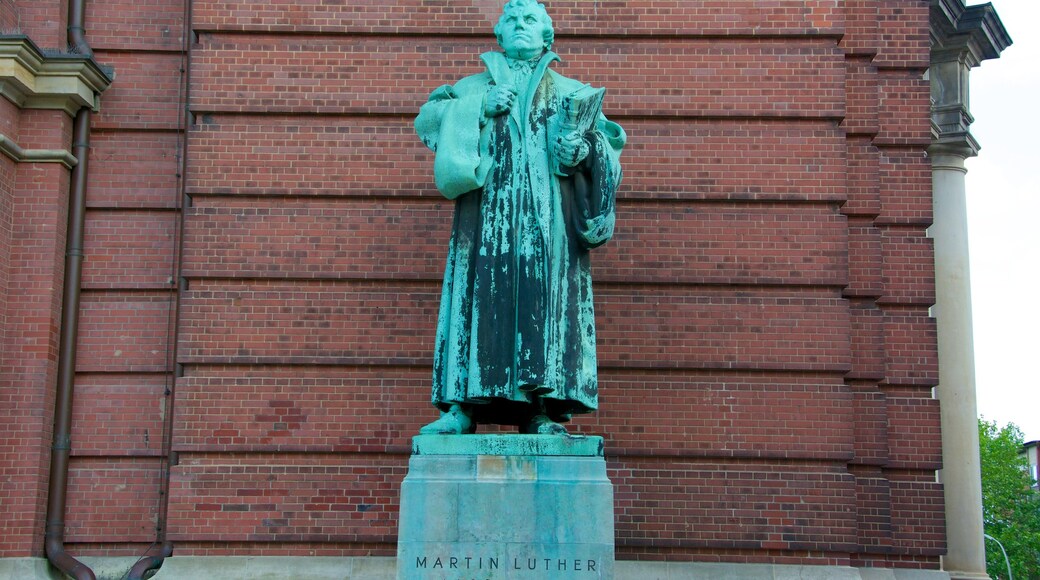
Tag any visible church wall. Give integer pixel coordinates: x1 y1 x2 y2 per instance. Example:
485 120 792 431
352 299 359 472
0 0 947 572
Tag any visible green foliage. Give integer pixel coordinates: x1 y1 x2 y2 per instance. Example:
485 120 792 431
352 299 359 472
979 418 1040 579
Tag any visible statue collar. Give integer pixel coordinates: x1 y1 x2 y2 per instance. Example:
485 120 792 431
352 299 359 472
481 50 560 89
506 55 541 73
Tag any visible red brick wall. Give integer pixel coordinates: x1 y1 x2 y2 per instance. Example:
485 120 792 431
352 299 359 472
10 0 67 49
0 0 945 570
61 0 188 555
0 98 16 351
0 105 73 556
0 98 24 556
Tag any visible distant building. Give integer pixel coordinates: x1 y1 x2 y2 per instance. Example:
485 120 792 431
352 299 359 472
1022 441 1039 488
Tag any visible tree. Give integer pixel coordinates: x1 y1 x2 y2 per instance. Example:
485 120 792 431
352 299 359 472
979 418 1040 579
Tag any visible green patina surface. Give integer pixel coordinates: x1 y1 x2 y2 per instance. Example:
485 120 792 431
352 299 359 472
412 434 604 457
413 0 625 433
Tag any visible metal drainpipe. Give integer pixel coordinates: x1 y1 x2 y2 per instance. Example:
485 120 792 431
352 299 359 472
44 0 95 578
126 542 174 580
45 108 95 580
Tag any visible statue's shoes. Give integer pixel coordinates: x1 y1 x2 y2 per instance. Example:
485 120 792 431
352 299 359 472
523 414 568 435
418 406 474 435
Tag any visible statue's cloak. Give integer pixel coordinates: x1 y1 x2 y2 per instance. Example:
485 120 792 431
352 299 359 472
415 51 625 424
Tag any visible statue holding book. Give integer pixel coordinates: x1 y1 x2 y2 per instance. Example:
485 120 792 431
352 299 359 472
414 0 625 435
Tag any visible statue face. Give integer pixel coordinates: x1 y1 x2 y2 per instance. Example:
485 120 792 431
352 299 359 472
498 4 549 59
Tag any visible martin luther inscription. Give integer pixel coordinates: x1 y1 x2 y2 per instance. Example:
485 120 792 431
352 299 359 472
414 555 600 574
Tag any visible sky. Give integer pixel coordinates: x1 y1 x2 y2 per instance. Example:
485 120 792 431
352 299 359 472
963 0 1040 441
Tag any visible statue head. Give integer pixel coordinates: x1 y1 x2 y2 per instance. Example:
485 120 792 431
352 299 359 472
494 0 555 60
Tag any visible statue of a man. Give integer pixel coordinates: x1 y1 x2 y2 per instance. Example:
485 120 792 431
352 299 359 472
415 0 625 435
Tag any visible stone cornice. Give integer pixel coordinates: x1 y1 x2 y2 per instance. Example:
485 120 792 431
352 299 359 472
0 35 114 115
0 132 79 168
929 1 1011 158
930 0 1012 66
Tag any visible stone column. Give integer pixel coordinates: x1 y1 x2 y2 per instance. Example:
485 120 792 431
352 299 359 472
931 145 988 580
928 2 1010 579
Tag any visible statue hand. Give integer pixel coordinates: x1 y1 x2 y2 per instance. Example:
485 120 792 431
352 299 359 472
555 132 590 168
485 85 516 117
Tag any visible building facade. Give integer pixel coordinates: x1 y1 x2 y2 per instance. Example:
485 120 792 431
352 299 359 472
1021 441 1038 489
0 0 1009 578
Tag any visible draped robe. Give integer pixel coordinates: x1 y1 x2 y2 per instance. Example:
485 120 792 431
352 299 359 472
415 50 625 425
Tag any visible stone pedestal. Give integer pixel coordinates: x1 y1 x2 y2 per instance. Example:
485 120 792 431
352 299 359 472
397 435 614 579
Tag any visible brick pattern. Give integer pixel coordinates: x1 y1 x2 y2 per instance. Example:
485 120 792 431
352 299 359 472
176 281 850 372
885 388 942 470
0 95 22 557
92 51 184 131
612 460 857 554
0 152 23 556
0 0 946 570
170 367 856 463
85 0 185 52
76 293 174 373
187 117 848 200
877 72 932 146
192 1 844 37
88 131 182 209
879 148 932 225
888 471 946 556
598 373 855 461
0 157 70 556
173 366 426 453
0 155 13 348
875 0 931 69
71 375 169 456
182 199 848 286
839 0 939 563
167 455 407 544
82 211 178 289
0 97 18 135
64 459 164 543
595 288 850 371
190 36 845 118
9 0 66 49
840 0 879 55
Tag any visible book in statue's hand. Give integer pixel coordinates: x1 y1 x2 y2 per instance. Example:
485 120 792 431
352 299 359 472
554 85 606 175
561 84 606 135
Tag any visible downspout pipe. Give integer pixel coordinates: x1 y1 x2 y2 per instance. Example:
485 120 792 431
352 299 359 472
126 542 173 580
67 0 91 57
44 0 95 577
45 106 95 580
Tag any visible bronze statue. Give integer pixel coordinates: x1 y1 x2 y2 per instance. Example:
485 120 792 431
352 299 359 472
415 0 625 435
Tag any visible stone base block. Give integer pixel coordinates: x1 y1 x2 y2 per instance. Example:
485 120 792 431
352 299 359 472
397 435 613 579
152 556 396 579
0 557 954 580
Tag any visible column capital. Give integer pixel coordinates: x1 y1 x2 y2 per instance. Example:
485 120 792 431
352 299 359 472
929 141 978 165
931 0 1012 67
929 0 1012 157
